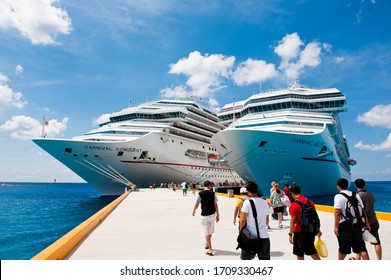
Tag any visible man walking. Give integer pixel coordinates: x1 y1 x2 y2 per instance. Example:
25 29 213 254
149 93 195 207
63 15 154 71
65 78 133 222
333 177 369 260
354 178 382 260
192 180 219 256
288 185 321 260
239 181 270 260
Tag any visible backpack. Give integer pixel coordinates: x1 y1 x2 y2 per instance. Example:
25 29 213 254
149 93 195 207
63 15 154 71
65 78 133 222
280 193 291 207
294 198 320 235
339 192 366 229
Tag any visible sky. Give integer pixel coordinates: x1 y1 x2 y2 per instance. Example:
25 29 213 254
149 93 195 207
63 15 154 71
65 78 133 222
0 0 390 183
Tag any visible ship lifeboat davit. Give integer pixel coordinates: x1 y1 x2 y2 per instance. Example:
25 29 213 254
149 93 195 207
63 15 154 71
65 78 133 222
348 158 357 166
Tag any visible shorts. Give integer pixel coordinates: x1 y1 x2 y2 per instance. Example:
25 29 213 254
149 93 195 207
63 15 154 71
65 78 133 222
369 221 381 245
293 232 317 257
337 221 367 255
201 214 215 235
240 238 270 260
273 206 284 214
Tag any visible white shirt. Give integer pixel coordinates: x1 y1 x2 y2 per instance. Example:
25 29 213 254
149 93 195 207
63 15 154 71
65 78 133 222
334 190 365 223
181 182 187 189
241 197 270 238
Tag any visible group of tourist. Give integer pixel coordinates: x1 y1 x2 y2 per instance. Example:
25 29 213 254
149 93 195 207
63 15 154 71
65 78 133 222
192 178 382 260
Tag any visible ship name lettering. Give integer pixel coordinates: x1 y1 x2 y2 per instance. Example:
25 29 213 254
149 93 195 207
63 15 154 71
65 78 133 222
292 138 325 147
84 145 112 151
116 147 142 153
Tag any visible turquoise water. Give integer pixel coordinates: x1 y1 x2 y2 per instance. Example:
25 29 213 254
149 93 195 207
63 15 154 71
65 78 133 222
0 181 389 260
0 182 115 260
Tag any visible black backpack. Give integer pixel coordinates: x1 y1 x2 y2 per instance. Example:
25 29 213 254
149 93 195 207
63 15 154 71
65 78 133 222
339 192 366 229
294 198 320 235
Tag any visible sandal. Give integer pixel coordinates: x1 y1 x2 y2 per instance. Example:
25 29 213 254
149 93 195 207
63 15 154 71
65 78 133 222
349 257 356 260
205 251 214 256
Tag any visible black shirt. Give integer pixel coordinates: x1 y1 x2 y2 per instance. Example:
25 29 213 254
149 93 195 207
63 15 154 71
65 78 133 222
198 189 216 216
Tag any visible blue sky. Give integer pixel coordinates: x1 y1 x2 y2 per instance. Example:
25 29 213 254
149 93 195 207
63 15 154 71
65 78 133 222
0 0 390 183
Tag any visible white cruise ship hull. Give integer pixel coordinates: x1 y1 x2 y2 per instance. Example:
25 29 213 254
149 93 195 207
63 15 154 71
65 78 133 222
211 127 351 196
33 131 241 196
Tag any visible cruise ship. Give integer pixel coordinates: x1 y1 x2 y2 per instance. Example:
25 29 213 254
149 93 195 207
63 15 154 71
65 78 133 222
33 100 243 196
211 83 356 196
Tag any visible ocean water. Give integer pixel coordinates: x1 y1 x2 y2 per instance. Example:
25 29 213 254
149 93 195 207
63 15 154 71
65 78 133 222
0 182 115 260
0 181 390 260
309 181 391 212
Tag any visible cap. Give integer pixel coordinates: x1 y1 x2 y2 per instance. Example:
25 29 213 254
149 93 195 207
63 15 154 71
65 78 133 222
240 187 247 194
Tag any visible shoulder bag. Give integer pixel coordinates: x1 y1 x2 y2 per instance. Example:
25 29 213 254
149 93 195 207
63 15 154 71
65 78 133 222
236 199 262 254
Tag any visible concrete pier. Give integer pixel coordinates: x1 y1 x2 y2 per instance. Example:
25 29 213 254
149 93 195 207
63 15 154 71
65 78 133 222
63 189 391 260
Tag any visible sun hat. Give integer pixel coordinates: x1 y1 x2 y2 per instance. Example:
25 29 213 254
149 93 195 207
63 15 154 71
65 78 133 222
240 187 247 194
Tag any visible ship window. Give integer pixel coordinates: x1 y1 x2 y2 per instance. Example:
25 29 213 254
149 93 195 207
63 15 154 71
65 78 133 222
94 155 99 158
117 151 124 156
73 154 77 157
259 141 268 147
84 155 88 158
65 148 72 153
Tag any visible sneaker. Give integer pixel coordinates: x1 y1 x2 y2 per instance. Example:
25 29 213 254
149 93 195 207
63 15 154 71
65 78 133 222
279 224 283 229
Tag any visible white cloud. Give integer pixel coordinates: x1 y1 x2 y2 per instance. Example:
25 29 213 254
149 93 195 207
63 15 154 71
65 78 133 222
161 33 329 106
355 133 391 151
160 85 190 100
0 0 72 45
274 32 303 61
0 73 27 108
0 115 68 140
15 64 23 75
232 59 277 86
161 51 235 106
357 104 391 128
298 42 322 68
274 33 324 80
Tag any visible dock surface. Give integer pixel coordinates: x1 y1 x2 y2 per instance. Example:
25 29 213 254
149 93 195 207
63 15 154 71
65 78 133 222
67 188 391 260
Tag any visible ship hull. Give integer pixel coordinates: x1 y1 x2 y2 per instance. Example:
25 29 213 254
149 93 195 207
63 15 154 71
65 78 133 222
33 132 241 196
211 128 351 196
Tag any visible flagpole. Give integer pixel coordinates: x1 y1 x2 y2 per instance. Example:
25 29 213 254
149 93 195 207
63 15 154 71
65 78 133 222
41 115 47 138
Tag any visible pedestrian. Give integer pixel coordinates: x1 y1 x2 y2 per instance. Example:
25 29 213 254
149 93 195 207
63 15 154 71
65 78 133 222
270 183 284 228
333 177 370 260
192 180 219 256
181 181 188 196
239 181 270 260
288 185 321 260
233 187 248 228
353 178 382 260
